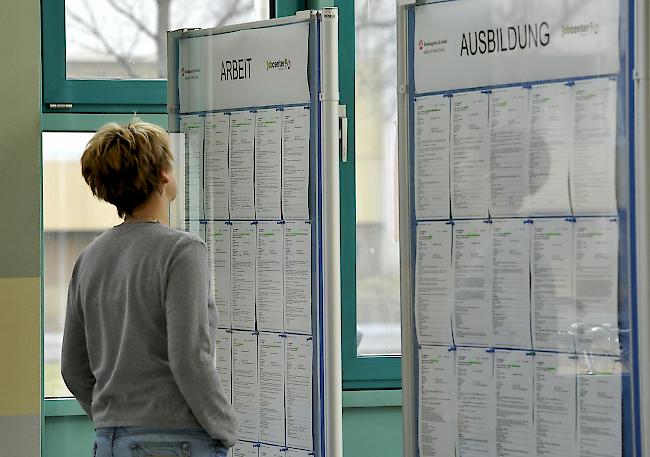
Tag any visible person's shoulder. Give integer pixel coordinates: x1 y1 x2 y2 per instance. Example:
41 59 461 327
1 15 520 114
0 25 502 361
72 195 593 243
161 226 207 251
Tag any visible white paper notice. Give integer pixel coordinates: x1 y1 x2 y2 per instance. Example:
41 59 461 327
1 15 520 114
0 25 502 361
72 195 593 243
179 115 204 221
415 223 452 345
532 218 574 352
232 331 259 442
284 222 312 334
255 109 282 220
456 348 497 457
528 84 572 216
415 95 451 220
215 328 232 402
233 442 258 457
258 445 282 457
285 335 313 450
451 91 489 219
204 113 230 219
256 222 284 332
286 450 311 457
490 87 530 217
206 222 232 328
574 218 619 355
492 220 531 349
571 79 617 215
232 223 256 330
496 350 534 457
453 220 492 346
282 107 310 220
577 355 622 457
259 333 286 446
535 352 577 457
418 346 456 457
229 111 255 219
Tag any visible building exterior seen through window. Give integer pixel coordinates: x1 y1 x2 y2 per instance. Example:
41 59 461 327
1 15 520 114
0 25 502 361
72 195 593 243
355 0 400 356
65 0 269 79
43 132 123 398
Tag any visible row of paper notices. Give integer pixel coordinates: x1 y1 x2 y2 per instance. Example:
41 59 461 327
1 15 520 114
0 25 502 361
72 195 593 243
418 347 622 457
232 443 312 457
413 78 617 220
415 218 619 354
229 331 313 449
205 221 312 334
183 107 310 221
180 115 204 221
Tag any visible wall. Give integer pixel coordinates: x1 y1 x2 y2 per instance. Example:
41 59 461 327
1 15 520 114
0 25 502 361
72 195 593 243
0 0 42 456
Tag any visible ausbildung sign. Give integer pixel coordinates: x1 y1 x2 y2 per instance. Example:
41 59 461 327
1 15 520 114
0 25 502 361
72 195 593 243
414 0 619 94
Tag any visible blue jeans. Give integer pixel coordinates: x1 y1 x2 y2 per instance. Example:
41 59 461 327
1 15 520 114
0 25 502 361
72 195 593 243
93 427 229 457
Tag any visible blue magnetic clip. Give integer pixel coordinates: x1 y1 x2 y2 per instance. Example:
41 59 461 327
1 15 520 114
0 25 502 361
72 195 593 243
565 216 577 223
486 347 496 353
253 443 261 448
483 219 493 224
277 220 286 224
565 81 575 87
276 107 284 111
610 218 618 222
524 219 534 224
252 331 259 336
280 448 289 452
305 220 311 224
303 106 309 110
250 109 257 113
200 220 207 225
444 92 454 98
445 220 455 225
225 221 232 225
481 89 492 94
448 346 456 352
279 334 287 338
523 84 532 89
251 221 258 225
224 112 232 116
526 351 535 356
307 336 313 341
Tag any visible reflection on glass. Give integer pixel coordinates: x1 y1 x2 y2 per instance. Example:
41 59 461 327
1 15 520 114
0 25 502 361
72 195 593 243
355 1 400 356
65 0 270 79
43 132 122 398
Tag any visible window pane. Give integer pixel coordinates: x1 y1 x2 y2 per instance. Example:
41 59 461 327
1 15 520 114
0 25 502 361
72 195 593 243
65 0 270 80
43 132 123 398
355 1 400 356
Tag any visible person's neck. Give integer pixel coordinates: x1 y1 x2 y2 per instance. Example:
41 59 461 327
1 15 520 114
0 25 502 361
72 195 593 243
127 196 169 225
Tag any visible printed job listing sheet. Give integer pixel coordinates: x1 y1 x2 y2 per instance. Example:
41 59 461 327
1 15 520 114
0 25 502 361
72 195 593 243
232 331 259 443
492 219 531 348
415 222 452 345
259 333 286 446
418 345 456 457
256 222 284 332
571 79 617 215
179 115 204 221
453 220 492 346
229 111 255 219
532 218 574 352
535 352 577 457
527 83 572 216
282 107 310 220
456 348 497 457
496 350 534 457
232 222 256 330
415 95 451 220
451 91 489 219
577 355 622 457
285 335 313 450
215 328 232 402
255 109 282 220
204 113 230 219
490 87 529 217
284 222 312 334
206 222 231 328
574 218 619 355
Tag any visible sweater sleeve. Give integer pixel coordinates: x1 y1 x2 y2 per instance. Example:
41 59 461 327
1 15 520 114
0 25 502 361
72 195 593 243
164 238 239 447
61 264 95 417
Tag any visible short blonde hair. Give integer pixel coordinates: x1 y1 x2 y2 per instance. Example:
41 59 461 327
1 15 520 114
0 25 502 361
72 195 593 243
81 120 173 218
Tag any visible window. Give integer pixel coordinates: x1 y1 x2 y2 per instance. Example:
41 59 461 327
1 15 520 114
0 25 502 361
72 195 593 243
43 131 122 398
354 0 400 357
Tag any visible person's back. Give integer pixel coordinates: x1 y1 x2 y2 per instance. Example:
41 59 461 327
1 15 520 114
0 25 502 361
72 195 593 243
61 120 237 457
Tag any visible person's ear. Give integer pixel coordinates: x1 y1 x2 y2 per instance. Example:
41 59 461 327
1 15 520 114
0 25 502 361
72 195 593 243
160 170 171 185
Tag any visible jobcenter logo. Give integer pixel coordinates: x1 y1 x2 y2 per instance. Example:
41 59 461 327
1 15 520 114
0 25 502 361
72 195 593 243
267 58 291 70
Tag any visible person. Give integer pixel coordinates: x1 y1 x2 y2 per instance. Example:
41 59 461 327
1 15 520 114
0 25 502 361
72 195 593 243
61 120 237 457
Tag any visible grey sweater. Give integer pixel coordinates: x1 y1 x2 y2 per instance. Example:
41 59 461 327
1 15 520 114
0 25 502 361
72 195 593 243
61 222 238 447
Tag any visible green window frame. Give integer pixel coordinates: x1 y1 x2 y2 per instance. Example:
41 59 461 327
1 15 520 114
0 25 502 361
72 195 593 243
40 1 399 420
